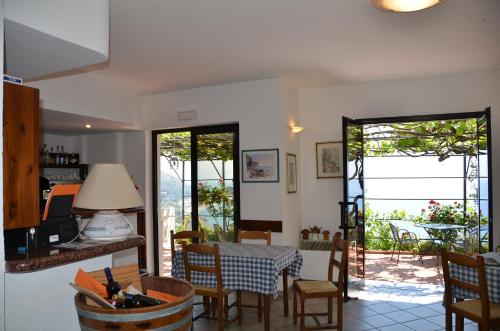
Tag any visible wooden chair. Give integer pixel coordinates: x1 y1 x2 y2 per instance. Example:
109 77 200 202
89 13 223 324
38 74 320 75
442 249 500 331
170 229 205 256
293 232 347 331
236 229 272 323
182 242 240 331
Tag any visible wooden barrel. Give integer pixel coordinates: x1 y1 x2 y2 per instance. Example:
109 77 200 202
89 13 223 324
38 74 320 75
75 276 194 331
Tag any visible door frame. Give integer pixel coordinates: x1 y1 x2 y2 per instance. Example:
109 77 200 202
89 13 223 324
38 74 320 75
151 123 240 276
343 108 493 252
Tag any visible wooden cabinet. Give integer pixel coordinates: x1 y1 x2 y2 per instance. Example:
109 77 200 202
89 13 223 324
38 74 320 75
3 82 40 229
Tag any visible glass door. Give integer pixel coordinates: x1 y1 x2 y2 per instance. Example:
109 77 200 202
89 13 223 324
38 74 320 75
153 124 240 275
195 130 237 242
340 116 365 299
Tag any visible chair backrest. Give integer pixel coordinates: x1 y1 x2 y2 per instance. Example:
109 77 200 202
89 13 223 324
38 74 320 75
182 242 223 293
170 229 205 254
442 249 490 322
328 232 348 290
43 184 81 221
389 222 400 241
237 229 271 245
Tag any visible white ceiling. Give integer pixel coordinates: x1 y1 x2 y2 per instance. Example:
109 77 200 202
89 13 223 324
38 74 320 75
95 0 500 94
41 109 137 136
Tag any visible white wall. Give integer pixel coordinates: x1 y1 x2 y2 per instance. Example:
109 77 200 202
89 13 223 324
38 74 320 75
299 70 500 247
4 0 109 80
279 81 301 246
28 72 142 128
41 133 81 154
5 0 108 57
142 78 292 271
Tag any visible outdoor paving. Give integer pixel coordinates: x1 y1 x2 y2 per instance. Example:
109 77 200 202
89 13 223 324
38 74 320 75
365 252 443 285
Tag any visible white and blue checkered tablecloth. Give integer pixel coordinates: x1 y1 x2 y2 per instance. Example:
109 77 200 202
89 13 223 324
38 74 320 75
450 253 500 303
171 242 303 297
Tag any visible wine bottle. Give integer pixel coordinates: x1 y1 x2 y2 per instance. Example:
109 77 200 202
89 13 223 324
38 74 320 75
124 293 165 307
111 294 134 308
104 267 121 299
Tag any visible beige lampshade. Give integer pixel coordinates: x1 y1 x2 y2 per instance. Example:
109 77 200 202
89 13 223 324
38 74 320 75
74 163 144 210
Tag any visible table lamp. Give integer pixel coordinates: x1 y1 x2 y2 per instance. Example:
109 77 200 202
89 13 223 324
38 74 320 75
73 163 144 240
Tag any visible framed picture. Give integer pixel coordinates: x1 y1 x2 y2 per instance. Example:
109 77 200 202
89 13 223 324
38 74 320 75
286 153 297 193
242 149 279 182
316 141 343 178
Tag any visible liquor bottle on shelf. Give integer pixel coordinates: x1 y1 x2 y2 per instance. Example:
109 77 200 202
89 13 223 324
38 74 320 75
49 146 55 165
104 267 121 300
56 146 60 165
60 146 66 165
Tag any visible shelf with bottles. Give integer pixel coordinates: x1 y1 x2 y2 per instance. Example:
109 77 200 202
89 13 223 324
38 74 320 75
40 164 81 169
39 144 79 166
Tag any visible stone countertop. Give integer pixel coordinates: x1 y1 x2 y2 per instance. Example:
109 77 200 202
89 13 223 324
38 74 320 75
4 236 145 273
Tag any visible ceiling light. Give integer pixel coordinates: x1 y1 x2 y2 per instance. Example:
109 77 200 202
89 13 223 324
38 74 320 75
85 124 92 128
290 126 304 134
370 0 444 12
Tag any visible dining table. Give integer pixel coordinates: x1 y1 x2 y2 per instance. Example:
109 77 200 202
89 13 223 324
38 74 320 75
450 252 500 303
171 241 303 331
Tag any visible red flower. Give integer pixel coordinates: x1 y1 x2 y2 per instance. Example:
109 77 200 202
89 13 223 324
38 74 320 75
429 200 436 204
421 208 426 213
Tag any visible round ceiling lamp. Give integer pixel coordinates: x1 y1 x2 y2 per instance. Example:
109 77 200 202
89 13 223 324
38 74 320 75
370 0 445 13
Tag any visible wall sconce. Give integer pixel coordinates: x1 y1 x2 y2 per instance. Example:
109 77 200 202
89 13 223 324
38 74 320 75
290 126 304 134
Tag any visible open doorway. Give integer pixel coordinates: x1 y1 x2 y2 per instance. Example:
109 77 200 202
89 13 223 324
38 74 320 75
152 123 240 276
340 109 492 296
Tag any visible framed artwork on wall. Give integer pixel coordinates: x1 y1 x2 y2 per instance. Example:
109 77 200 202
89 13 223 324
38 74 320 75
242 149 279 182
286 153 297 193
316 141 343 178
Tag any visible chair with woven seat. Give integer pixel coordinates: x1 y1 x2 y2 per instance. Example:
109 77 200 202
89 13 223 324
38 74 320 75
293 232 347 331
236 229 272 323
182 242 240 331
442 248 500 331
170 229 205 256
389 222 422 264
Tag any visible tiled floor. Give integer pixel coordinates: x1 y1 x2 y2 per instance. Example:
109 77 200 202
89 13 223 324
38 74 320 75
193 280 478 331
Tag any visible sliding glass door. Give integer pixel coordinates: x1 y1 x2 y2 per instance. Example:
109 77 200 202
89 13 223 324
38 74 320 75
152 124 240 276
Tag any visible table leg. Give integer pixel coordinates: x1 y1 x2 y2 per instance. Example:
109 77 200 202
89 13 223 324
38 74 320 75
264 294 271 331
282 269 289 317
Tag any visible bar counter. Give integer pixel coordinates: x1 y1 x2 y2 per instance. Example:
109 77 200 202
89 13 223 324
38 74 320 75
4 235 145 273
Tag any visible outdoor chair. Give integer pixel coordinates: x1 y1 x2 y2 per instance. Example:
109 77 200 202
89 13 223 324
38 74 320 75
454 226 488 253
236 229 272 323
293 232 347 331
213 224 226 242
442 249 500 331
389 222 422 264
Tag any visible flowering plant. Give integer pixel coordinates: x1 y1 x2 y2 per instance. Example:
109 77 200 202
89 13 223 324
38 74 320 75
424 200 464 225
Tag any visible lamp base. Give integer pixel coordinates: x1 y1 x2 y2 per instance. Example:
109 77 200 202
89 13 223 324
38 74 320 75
82 210 133 241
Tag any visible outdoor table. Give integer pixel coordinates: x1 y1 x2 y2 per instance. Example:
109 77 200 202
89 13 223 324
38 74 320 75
415 223 467 260
171 242 303 331
449 252 500 303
